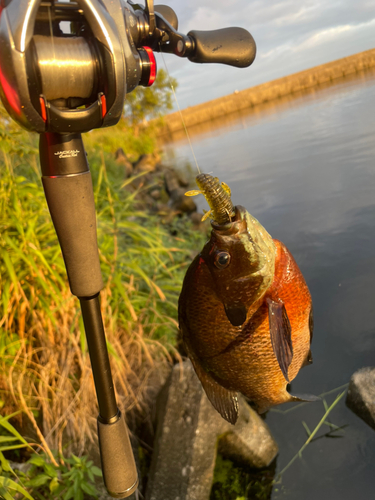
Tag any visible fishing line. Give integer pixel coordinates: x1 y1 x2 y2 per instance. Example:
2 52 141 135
159 48 201 174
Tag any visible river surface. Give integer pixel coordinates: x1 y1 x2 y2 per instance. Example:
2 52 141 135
161 68 375 499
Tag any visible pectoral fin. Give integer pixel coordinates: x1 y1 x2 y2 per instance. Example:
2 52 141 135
224 303 247 327
267 298 293 382
182 332 239 424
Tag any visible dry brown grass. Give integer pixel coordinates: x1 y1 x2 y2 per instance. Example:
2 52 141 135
1 274 179 461
0 151 198 460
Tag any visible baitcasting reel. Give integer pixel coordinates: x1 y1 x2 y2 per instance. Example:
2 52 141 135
0 0 256 134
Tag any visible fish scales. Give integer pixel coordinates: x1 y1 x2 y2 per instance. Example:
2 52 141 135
199 241 312 413
178 174 318 424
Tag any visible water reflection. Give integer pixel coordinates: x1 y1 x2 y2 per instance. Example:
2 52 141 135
162 67 375 499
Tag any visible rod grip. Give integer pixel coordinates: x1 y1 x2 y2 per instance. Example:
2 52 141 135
187 27 256 68
97 412 139 498
42 172 104 297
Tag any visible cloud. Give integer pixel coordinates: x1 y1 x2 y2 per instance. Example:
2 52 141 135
294 18 375 51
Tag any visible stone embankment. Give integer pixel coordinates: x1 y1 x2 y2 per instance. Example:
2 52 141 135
114 149 208 231
346 367 375 430
159 48 375 135
145 360 278 500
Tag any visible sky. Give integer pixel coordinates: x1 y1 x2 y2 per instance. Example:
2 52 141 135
151 0 375 110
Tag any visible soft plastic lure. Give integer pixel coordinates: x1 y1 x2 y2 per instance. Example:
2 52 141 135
185 173 235 224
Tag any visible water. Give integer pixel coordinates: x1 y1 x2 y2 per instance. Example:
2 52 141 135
161 68 375 499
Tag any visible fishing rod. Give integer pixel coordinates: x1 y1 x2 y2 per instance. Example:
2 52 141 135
0 0 256 497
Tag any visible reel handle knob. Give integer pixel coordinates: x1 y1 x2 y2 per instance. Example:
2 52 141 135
186 27 256 68
154 4 178 30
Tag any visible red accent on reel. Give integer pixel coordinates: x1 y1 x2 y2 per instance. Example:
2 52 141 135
39 97 47 122
0 66 21 116
100 94 107 117
142 46 156 86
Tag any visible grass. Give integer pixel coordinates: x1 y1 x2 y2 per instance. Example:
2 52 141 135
0 113 208 461
0 413 105 500
0 412 36 500
275 389 347 479
210 454 275 500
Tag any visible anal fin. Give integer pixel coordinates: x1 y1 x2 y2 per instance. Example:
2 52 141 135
182 333 239 425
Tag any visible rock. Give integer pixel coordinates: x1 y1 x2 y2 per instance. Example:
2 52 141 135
164 169 197 214
346 366 375 430
145 360 278 500
189 212 209 233
145 361 222 500
149 188 161 200
164 168 189 193
115 148 133 178
170 190 197 214
8 461 32 475
134 154 159 173
218 402 278 468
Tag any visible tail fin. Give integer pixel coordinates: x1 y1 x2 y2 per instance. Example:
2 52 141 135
289 393 321 403
247 392 320 414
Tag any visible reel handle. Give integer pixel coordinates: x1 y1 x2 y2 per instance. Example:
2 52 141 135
186 28 256 68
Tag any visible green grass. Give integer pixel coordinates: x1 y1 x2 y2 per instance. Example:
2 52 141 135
0 113 208 458
210 454 275 500
0 413 105 500
275 390 347 479
0 412 35 500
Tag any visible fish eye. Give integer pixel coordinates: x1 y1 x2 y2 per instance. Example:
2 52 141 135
215 251 231 269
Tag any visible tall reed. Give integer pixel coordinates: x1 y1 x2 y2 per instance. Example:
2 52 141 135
0 124 204 458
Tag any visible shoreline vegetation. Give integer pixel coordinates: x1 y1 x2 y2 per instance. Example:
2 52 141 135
157 48 375 136
0 95 209 498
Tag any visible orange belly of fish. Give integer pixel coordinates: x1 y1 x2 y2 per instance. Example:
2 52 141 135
200 239 312 412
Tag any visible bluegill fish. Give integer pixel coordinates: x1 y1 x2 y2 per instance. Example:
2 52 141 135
178 174 318 424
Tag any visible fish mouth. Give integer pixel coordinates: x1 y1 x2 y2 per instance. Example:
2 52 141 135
211 205 246 235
